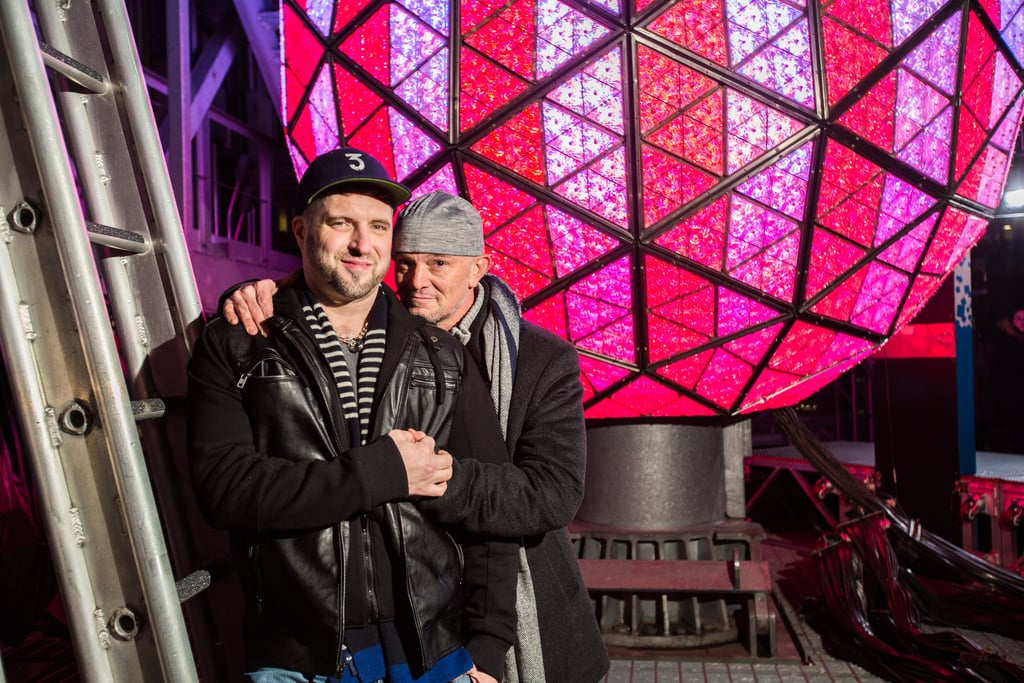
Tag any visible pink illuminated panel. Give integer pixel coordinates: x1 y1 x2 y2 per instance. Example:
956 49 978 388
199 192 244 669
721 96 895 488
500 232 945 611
282 0 1024 417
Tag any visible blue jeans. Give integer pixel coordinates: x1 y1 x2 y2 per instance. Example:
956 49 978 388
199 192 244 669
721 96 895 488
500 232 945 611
244 668 472 683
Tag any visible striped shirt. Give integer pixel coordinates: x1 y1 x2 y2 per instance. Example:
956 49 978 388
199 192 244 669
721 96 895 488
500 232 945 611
302 298 384 444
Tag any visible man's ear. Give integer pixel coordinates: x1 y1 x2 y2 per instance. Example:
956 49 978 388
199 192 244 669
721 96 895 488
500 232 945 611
470 253 492 286
292 215 307 252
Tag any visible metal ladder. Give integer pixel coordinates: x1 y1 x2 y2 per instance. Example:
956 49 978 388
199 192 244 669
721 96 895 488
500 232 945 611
0 1 223 680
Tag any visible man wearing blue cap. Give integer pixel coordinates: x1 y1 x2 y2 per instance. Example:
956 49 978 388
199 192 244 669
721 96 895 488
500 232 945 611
187 148 517 683
222 190 610 682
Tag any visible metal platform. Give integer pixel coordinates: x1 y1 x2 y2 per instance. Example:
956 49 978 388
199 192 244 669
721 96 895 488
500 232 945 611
600 530 1024 683
747 441 1024 571
750 440 1024 482
596 442 1024 682
745 441 882 528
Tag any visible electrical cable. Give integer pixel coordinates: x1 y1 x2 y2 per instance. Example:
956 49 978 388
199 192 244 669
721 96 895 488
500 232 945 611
773 406 1024 681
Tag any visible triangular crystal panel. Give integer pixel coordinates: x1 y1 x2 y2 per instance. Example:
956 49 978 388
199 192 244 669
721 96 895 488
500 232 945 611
542 102 621 184
640 144 717 227
820 16 890 107
553 146 629 227
333 65 383 137
736 20 815 109
536 0 611 78
459 47 531 131
546 47 624 134
339 5 391 85
389 6 445 84
470 103 546 184
645 0 728 66
465 0 536 79
654 196 728 269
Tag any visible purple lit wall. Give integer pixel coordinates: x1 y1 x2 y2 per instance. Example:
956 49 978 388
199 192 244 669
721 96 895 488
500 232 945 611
281 0 1024 418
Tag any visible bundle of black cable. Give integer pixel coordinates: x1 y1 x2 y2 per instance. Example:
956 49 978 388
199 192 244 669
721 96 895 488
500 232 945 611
812 515 1024 682
773 405 1024 682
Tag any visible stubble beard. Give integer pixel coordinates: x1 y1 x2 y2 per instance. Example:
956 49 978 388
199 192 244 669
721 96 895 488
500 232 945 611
310 248 383 302
405 302 442 324
402 288 469 329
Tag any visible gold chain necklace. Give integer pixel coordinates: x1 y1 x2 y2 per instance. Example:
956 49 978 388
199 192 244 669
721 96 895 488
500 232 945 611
338 319 369 352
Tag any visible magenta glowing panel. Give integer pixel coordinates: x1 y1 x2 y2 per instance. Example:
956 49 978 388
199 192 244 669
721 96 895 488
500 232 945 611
282 0 1024 417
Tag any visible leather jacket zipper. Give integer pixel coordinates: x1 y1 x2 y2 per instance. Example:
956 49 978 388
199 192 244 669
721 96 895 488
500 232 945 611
362 514 378 621
235 353 291 389
274 321 358 672
335 644 356 679
250 543 262 615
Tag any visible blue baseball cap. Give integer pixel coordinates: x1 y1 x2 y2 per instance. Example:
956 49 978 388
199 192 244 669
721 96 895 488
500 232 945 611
296 147 411 210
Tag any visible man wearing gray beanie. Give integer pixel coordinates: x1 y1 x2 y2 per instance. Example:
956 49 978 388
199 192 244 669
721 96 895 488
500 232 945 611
223 190 610 683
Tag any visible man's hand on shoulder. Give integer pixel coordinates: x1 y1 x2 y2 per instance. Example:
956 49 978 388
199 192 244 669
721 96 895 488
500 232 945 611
222 279 279 336
388 428 453 498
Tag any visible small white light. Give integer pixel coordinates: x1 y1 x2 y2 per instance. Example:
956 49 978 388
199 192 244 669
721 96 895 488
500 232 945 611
1005 187 1024 208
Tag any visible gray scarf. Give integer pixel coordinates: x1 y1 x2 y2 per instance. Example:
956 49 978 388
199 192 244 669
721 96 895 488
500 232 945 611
453 275 546 682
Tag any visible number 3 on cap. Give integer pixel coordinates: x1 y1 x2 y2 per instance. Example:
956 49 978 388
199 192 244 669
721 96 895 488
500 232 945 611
345 153 365 171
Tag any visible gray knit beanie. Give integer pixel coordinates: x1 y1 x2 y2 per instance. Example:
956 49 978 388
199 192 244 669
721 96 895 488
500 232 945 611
394 191 485 256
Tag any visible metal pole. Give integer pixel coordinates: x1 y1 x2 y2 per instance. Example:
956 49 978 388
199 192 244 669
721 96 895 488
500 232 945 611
99 0 204 348
0 1 200 680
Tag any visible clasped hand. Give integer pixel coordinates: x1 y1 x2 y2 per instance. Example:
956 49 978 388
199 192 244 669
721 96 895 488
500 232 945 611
388 428 452 498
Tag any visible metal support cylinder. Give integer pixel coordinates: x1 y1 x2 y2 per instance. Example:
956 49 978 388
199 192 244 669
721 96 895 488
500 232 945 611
578 423 731 530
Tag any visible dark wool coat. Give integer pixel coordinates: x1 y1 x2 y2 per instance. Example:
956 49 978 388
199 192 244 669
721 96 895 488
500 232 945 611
426 316 610 682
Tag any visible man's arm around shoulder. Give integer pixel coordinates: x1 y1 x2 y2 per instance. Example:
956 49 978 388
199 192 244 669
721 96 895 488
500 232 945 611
424 327 586 537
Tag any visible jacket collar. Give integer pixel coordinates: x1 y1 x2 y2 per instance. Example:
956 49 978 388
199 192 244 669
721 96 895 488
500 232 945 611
271 273 450 378
271 275 424 337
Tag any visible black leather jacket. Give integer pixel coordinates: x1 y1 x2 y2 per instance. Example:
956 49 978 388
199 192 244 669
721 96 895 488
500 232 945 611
187 285 516 677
